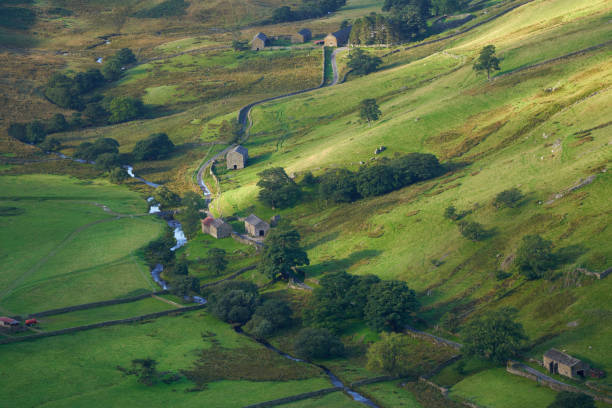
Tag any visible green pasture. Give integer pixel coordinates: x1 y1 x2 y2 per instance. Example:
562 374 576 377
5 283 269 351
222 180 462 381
0 174 164 315
0 310 332 408
357 380 423 408
279 391 363 407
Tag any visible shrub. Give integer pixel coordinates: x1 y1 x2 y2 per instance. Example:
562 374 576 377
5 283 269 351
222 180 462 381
24 121 46 144
458 221 487 241
347 49 382 76
547 391 595 408
209 281 260 324
108 97 143 123
245 299 293 338
109 167 128 183
515 234 556 280
8 123 26 141
0 7 35 29
293 328 345 359
444 205 458 220
364 280 419 332
39 137 61 152
74 138 119 161
46 113 68 133
153 186 181 208
170 275 200 297
493 188 524 209
132 133 175 161
95 153 121 172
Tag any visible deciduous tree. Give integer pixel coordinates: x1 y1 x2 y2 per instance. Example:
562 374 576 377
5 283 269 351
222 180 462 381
473 45 501 80
259 223 309 281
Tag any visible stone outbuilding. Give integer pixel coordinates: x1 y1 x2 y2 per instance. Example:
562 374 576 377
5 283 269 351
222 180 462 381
226 145 248 170
0 317 19 328
293 28 312 43
252 32 269 50
245 214 270 237
543 349 590 379
324 26 352 47
201 217 233 239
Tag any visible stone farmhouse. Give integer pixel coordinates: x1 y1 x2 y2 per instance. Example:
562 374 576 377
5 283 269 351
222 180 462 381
245 214 270 237
252 32 269 50
293 28 312 43
226 145 248 170
201 216 233 239
324 26 352 47
543 349 590 379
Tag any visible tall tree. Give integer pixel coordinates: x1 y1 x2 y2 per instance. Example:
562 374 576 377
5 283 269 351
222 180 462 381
364 280 419 332
515 234 556 279
462 308 526 363
359 98 382 124
207 248 228 276
548 391 595 408
259 223 309 281
473 45 501 80
256 167 301 208
347 49 382 75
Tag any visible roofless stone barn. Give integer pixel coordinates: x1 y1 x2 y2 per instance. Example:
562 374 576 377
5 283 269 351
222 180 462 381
226 145 248 170
543 349 590 379
252 32 269 50
245 214 269 237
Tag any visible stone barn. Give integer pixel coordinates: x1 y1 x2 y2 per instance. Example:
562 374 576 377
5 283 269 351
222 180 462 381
252 32 269 50
226 145 248 170
543 349 590 379
0 317 19 328
324 26 352 47
245 214 270 237
201 217 233 239
293 28 312 43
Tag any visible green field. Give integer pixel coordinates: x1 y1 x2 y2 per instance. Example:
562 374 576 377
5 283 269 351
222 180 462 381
0 174 164 315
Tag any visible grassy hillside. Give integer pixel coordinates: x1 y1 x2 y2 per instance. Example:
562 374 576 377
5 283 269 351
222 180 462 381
0 174 164 315
210 0 612 396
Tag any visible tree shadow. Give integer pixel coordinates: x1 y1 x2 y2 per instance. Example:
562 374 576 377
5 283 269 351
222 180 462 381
304 231 340 250
555 244 586 265
306 249 382 278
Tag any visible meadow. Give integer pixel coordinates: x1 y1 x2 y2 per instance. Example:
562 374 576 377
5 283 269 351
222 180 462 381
0 174 164 315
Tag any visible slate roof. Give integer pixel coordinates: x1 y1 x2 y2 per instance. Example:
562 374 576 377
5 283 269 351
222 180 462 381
210 218 228 229
253 32 268 42
245 214 265 227
544 349 582 367
330 26 352 45
230 145 248 156
298 28 311 36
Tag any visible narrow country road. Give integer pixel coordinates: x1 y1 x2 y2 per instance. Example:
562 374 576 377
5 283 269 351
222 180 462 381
196 46 345 201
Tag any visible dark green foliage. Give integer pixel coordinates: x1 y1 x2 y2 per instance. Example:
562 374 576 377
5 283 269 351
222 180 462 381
259 223 309 281
101 58 122 81
389 153 444 183
83 103 109 124
431 0 469 15
493 188 524 209
305 271 380 332
444 205 458 220
46 114 68 133
47 7 72 16
256 167 301 209
8 123 26 141
132 133 175 161
74 69 105 94
350 13 399 45
108 97 143 123
38 137 61 152
347 49 382 75
440 311 460 332
462 308 526 364
473 45 501 80
217 119 243 143
357 165 398 197
0 6 35 29
515 234 556 279
128 358 159 386
153 186 181 208
109 167 128 184
366 332 416 376
383 0 430 40
364 280 419 332
74 138 119 161
359 98 382 124
133 0 189 18
181 191 206 211
209 281 260 324
0 206 25 216
207 248 228 276
170 275 200 297
115 48 137 65
547 391 595 408
12 121 47 144
246 299 293 338
143 227 176 267
270 0 346 23
299 171 317 186
458 221 487 241
44 69 104 109
176 192 205 239
95 153 121 172
319 168 359 203
293 328 345 359
231 40 249 51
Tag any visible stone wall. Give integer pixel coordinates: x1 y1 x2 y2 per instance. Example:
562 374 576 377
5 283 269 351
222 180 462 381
242 387 341 408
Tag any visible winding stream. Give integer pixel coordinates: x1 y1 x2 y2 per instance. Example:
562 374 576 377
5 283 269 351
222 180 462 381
234 327 379 407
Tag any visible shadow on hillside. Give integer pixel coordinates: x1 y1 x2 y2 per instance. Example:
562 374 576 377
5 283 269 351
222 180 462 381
555 244 586 265
304 232 340 250
306 249 382 278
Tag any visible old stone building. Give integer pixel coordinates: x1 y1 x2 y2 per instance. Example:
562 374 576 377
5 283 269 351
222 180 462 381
293 28 312 43
201 217 233 239
245 214 270 237
226 145 248 170
252 32 269 50
543 349 590 379
324 26 352 47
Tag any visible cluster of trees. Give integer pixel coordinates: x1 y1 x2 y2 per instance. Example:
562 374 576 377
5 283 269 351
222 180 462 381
256 167 301 209
259 222 309 281
347 49 383 76
7 114 68 147
271 0 346 23
349 13 400 45
305 271 419 333
44 48 136 110
175 192 206 239
132 133 175 161
71 137 128 182
0 6 36 30
319 153 444 203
